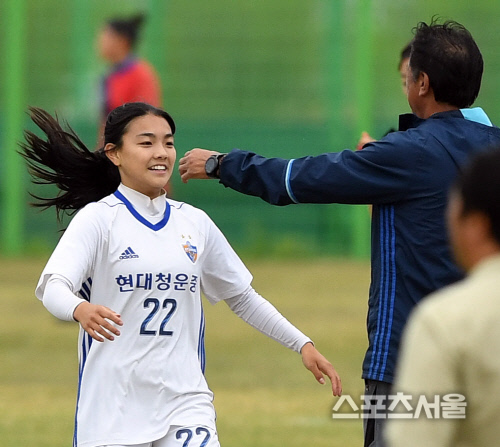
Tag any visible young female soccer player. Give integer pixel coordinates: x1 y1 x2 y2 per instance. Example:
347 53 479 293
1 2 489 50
21 102 341 447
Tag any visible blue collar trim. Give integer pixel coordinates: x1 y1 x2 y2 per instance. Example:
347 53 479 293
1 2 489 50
114 190 171 231
460 107 493 127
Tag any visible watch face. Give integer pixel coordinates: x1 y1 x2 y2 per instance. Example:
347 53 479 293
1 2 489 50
205 156 218 177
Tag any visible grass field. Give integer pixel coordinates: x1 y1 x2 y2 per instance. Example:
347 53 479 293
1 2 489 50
0 256 370 447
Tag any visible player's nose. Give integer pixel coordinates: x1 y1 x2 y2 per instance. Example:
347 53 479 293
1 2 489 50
153 143 168 158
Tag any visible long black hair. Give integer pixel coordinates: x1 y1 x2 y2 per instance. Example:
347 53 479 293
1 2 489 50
20 102 175 220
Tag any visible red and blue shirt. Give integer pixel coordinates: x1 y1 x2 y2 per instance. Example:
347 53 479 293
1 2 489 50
102 57 161 117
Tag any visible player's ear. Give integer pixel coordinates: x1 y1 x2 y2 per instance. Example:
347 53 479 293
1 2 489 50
104 143 121 167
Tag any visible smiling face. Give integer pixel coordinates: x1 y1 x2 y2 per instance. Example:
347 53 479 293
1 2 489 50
105 114 176 199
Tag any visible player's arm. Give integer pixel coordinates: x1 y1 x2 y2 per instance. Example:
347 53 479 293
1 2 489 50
36 205 122 342
225 286 342 396
43 275 122 342
179 137 416 206
74 301 123 342
197 210 341 395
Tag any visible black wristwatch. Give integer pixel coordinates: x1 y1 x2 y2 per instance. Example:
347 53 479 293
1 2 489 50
205 153 226 179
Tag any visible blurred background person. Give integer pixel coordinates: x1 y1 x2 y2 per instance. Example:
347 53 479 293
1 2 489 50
387 146 500 447
97 13 162 136
97 13 170 194
357 43 412 149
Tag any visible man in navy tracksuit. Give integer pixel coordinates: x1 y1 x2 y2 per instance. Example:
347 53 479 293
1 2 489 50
179 20 500 446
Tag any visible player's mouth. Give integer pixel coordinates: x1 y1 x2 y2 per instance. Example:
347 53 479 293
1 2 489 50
148 164 168 172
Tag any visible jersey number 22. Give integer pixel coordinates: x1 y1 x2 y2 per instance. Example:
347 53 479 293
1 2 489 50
140 298 177 336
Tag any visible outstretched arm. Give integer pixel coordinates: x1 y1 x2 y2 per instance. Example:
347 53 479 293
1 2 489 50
179 148 295 205
225 286 342 396
180 137 415 206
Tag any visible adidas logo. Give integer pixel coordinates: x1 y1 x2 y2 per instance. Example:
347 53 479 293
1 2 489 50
119 247 139 260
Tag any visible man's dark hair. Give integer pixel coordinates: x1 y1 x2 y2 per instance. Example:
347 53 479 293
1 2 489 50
455 147 500 245
410 19 483 108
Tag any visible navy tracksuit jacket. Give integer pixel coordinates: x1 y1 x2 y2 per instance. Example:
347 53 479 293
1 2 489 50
218 108 500 383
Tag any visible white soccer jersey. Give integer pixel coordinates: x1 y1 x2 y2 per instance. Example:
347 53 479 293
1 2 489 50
36 184 252 447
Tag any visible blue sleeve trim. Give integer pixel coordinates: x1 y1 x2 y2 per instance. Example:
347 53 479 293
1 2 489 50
285 159 299 204
460 107 493 127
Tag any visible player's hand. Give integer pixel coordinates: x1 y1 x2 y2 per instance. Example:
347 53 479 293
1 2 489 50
179 149 220 183
73 301 123 342
301 342 342 396
356 131 376 150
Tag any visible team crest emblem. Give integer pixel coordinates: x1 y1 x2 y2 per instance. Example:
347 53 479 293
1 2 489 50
183 240 198 263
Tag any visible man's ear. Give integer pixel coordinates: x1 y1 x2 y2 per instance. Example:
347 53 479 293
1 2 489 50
418 72 431 97
461 211 491 248
469 212 493 241
104 143 120 167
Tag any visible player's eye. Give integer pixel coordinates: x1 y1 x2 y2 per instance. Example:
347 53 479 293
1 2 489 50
139 140 153 146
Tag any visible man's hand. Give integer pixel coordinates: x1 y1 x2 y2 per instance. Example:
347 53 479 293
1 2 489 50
179 149 221 183
356 131 376 150
301 342 342 396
